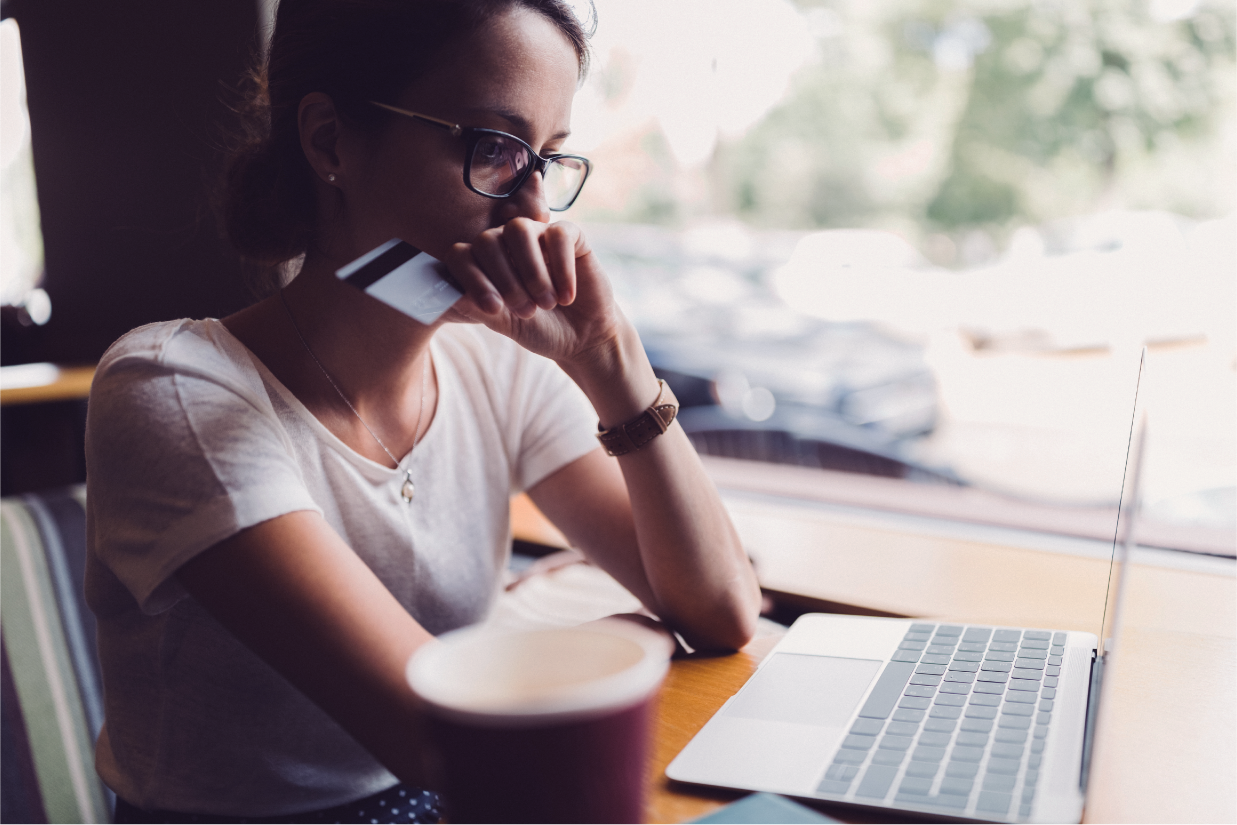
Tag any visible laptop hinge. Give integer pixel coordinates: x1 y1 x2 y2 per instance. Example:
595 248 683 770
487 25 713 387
1079 649 1105 790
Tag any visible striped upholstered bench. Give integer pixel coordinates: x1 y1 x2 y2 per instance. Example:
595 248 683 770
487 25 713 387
1 485 112 823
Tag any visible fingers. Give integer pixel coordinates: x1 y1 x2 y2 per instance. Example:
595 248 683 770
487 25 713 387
444 219 582 319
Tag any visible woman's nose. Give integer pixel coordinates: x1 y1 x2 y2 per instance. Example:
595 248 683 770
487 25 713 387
504 169 552 223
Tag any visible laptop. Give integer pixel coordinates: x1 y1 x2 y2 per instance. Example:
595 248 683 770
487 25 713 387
667 352 1148 823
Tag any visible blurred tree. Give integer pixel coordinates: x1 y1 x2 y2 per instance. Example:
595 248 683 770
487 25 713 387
712 0 1235 252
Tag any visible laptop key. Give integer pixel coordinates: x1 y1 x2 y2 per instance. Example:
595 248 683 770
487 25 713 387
956 642 987 652
992 629 1021 642
948 660 980 672
973 682 1004 695
1008 680 1040 693
899 696 930 710
904 685 936 698
994 728 1027 743
890 650 920 664
887 721 918 736
899 777 932 795
1031 739 1046 753
939 682 970 695
833 748 867 763
976 671 1009 683
905 761 940 778
893 708 925 723
857 662 915 719
1050 645 1065 656
911 745 947 762
1015 658 1046 670
825 763 860 781
919 732 951 747
945 760 980 778
965 705 998 719
842 734 876 750
1020 639 1050 650
999 715 1032 730
1052 631 1067 644
816 779 853 795
1011 667 1043 680
920 653 951 665
1024 630 1051 640
934 694 966 707
986 757 1021 775
944 671 976 683
985 651 1016 662
936 625 963 636
940 776 973 795
1040 699 1055 712
1004 701 1035 714
982 773 1016 792
879 734 913 751
963 627 993 642
1048 655 1063 665
949 745 984 762
1037 711 1052 725
1017 648 1048 660
1024 769 1039 785
1034 725 1049 739
930 705 962 719
970 693 1001 706
910 674 942 686
926 645 956 655
911 623 936 633
960 718 993 733
1028 753 1043 769
991 742 1025 759
898 639 927 650
952 651 983 662
925 793 967 809
851 718 884 735
871 748 905 766
981 659 1013 671
987 641 1018 652
956 731 988 747
1041 687 1057 699
855 765 898 798
924 718 956 732
1046 665 1061 676
916 663 947 675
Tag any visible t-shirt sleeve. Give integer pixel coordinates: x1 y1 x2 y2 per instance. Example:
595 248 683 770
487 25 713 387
86 322 321 614
504 345 602 494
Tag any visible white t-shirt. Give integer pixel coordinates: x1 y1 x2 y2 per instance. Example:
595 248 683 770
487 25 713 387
84 318 599 817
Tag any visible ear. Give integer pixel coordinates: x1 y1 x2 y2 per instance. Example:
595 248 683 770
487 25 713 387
298 92 343 184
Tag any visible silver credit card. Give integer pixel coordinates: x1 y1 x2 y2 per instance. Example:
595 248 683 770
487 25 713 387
335 239 463 325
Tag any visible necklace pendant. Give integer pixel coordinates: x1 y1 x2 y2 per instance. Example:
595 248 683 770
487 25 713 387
400 475 416 503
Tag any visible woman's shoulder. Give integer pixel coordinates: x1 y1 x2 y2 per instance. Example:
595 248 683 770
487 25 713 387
98 319 255 379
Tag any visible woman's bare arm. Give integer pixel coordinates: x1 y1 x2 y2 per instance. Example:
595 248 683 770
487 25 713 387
176 511 435 785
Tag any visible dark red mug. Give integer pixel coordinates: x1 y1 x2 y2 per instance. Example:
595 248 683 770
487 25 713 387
406 621 671 824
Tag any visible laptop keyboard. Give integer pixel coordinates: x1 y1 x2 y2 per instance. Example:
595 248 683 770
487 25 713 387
815 623 1068 820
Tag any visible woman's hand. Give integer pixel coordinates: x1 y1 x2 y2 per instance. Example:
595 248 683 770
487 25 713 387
440 218 624 373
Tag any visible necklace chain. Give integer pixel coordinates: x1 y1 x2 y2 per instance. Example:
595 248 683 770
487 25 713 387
279 289 427 502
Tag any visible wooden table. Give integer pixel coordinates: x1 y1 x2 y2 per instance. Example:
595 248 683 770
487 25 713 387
634 497 1236 823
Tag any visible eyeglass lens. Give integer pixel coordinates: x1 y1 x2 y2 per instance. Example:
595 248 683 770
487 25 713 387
468 133 587 209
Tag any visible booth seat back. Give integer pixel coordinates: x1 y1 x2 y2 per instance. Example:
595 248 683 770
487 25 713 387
2 485 112 823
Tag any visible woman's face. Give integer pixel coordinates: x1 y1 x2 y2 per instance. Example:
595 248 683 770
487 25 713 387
333 8 582 262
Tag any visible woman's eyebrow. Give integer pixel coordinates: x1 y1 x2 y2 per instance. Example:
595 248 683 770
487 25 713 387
462 107 571 142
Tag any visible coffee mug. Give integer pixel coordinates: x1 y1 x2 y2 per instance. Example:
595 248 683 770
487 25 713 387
406 620 672 823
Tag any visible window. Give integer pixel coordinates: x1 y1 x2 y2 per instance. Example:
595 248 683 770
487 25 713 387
562 0 1236 556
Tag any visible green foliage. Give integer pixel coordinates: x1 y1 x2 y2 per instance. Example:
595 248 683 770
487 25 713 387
713 0 1236 242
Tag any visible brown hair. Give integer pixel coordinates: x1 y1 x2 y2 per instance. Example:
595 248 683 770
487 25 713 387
223 0 592 292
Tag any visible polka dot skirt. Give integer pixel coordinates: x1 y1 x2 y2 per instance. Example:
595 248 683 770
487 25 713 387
114 783 442 824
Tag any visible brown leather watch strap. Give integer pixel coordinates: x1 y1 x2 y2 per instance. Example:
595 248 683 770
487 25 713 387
596 379 679 457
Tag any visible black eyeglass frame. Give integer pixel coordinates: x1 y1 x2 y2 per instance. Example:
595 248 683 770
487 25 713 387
370 101 592 211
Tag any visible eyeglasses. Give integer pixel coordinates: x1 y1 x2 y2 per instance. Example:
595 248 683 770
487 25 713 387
371 101 592 211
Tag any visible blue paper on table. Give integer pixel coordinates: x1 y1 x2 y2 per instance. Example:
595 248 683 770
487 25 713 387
335 239 462 325
688 792 840 824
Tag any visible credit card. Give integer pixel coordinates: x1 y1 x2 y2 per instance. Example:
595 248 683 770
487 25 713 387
335 239 463 325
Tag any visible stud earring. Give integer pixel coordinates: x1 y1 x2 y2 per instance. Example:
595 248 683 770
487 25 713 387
328 174 337 183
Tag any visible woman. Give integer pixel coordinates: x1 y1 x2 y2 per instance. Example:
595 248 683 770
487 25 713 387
84 0 762 821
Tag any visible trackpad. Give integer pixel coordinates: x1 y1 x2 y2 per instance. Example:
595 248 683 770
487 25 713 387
723 653 883 726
